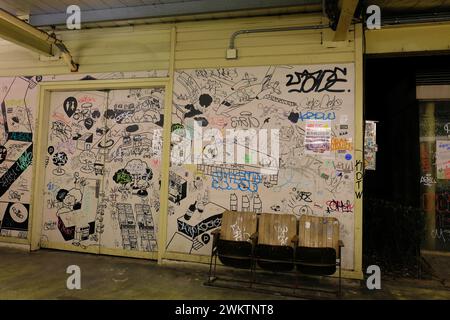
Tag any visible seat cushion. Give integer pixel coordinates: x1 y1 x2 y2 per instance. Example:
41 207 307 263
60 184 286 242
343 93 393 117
255 244 294 272
217 239 253 269
296 247 337 275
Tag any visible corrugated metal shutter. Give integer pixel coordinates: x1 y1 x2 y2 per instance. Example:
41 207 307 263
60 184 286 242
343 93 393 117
416 70 450 85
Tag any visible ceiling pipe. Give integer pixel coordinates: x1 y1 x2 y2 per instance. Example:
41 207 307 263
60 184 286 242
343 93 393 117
381 12 450 26
0 9 79 72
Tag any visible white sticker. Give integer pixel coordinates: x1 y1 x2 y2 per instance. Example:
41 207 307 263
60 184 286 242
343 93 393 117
305 222 311 229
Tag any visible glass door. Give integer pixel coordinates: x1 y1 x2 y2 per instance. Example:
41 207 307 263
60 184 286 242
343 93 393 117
418 86 450 252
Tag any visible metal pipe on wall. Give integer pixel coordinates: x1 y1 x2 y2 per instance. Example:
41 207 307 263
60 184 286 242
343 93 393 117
226 24 330 59
228 24 329 50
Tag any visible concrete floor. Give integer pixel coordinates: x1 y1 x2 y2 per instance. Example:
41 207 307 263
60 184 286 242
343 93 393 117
1 247 449 300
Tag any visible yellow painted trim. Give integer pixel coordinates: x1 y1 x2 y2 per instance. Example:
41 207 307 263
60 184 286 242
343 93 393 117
0 12 53 56
38 78 170 91
41 241 100 254
421 250 450 258
100 247 158 260
0 63 171 78
175 53 356 70
29 84 50 251
365 22 450 54
163 251 212 264
0 236 29 245
353 23 364 277
157 26 176 264
333 0 359 41
29 77 170 255
39 243 158 259
335 269 364 280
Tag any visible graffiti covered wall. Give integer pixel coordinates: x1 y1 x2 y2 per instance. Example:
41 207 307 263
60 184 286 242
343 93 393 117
0 70 165 243
167 64 356 269
0 65 358 270
0 76 39 239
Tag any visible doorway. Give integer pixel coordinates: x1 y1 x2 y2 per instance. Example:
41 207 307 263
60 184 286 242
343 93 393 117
36 82 166 259
364 54 450 268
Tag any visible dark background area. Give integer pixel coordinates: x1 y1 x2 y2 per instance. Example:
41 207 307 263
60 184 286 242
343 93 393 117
363 53 450 275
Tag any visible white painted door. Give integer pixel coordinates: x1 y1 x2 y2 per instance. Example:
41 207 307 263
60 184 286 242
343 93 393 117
41 87 164 258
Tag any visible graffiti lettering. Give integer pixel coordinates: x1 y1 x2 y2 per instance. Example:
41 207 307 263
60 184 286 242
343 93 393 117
274 224 288 245
286 67 348 93
9 132 33 142
355 160 363 199
292 189 312 202
300 94 343 111
211 170 262 193
333 161 354 173
420 174 436 187
288 111 335 123
17 151 32 171
432 228 450 243
326 199 353 213
230 111 260 128
177 214 222 239
78 96 96 104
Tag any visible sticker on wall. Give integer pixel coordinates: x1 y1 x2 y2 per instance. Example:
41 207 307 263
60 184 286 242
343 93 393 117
364 120 378 170
304 120 331 155
331 137 353 153
436 140 450 179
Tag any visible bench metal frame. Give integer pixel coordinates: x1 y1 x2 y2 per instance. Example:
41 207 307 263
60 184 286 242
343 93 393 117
205 231 344 298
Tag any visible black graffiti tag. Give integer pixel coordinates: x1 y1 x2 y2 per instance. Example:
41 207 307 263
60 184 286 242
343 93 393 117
292 190 312 202
286 67 348 93
63 96 77 118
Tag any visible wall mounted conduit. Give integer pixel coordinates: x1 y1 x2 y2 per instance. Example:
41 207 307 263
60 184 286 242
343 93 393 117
226 24 330 59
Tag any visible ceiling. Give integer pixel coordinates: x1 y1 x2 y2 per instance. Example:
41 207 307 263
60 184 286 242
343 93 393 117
0 0 449 28
367 0 450 14
0 0 322 28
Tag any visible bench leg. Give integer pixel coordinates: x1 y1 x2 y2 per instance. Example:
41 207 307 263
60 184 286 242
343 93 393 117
294 264 299 294
338 263 342 298
208 250 214 283
213 253 218 279
250 258 255 288
338 248 342 298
